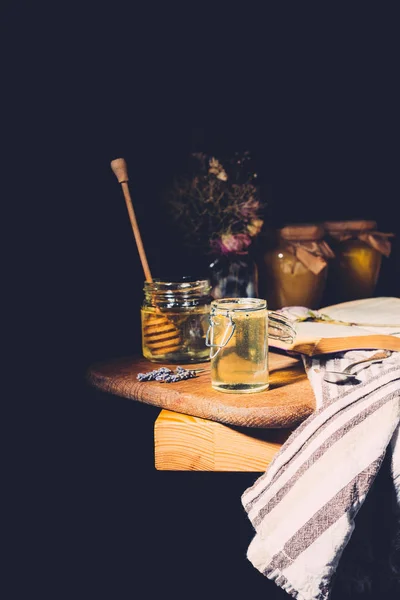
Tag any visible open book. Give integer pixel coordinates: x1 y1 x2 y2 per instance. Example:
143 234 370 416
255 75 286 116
270 297 400 356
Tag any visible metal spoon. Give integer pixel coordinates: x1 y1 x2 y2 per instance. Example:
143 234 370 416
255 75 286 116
323 350 391 384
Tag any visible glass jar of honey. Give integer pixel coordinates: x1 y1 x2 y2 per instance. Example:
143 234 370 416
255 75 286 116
205 298 296 393
258 224 334 310
323 220 394 303
141 279 212 363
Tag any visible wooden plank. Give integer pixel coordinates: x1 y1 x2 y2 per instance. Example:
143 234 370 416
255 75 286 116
154 409 291 471
88 351 315 429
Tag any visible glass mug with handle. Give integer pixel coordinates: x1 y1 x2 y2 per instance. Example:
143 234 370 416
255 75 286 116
205 298 296 393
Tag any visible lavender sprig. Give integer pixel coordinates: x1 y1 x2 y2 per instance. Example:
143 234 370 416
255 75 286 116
137 366 201 383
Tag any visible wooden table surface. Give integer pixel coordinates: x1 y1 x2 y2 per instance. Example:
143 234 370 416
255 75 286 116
87 351 315 429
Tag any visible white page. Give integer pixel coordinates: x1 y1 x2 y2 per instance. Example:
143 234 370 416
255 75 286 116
294 321 377 340
320 297 400 336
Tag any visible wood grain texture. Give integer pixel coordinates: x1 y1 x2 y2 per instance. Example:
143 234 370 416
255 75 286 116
87 351 315 428
154 410 291 471
111 157 153 283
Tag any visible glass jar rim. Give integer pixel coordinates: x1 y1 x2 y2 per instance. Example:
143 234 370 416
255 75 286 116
143 279 211 292
211 297 266 313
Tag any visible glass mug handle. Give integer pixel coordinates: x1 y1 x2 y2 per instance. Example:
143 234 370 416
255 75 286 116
268 310 296 343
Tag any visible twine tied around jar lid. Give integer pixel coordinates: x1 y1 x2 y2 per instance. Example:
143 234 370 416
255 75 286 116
279 224 335 275
323 220 394 257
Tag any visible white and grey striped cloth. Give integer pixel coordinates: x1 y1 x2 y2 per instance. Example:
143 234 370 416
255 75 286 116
242 349 400 600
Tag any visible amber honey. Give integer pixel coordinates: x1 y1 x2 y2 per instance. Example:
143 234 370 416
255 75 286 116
258 225 333 310
323 221 390 303
141 305 210 362
141 279 212 363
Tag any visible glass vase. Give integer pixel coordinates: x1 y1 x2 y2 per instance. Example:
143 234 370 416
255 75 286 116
208 253 258 299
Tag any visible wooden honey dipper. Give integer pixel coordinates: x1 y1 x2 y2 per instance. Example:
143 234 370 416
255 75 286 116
110 158 182 356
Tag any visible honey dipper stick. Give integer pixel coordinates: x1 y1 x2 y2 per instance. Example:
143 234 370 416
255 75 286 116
110 158 181 356
110 158 153 283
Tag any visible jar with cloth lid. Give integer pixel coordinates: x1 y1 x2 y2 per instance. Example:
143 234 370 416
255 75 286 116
323 220 394 303
258 224 334 310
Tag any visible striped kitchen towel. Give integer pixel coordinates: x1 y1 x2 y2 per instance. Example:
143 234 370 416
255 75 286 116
241 349 400 600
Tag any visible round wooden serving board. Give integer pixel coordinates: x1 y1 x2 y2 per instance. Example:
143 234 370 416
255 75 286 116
87 351 316 428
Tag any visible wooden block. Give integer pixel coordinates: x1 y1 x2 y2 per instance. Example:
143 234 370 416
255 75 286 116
154 409 291 472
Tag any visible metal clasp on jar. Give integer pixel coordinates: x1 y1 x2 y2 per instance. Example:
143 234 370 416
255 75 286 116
205 308 236 359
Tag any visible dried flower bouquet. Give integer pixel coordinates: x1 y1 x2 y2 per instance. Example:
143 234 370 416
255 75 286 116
167 152 265 256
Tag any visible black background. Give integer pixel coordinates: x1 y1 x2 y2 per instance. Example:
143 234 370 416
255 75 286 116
3 3 400 599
